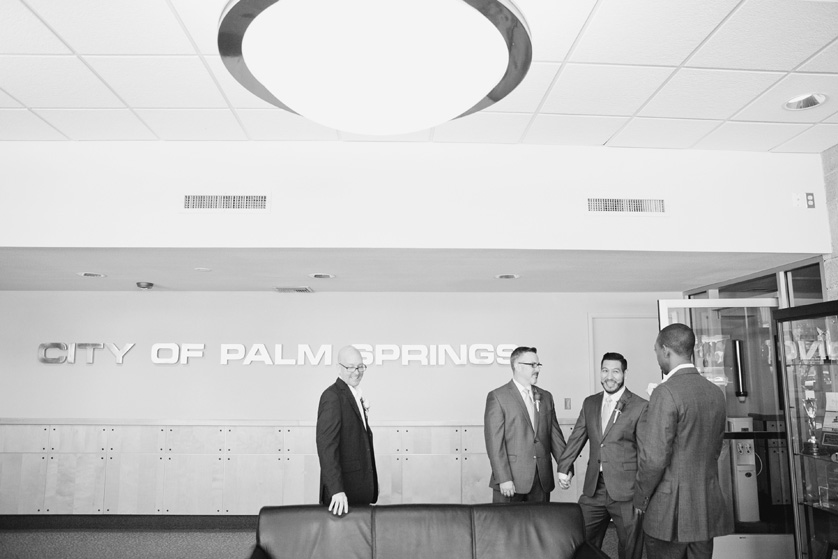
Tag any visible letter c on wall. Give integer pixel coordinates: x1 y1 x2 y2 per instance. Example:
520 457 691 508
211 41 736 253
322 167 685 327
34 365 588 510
38 343 67 364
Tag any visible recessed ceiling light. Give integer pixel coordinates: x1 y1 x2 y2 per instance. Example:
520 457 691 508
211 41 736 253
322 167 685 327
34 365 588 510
194 267 213 272
76 272 107 278
784 93 827 111
136 282 154 290
495 274 520 280
308 273 335 279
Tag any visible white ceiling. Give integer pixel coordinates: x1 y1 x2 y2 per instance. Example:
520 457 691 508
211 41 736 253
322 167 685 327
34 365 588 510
0 0 837 152
0 247 817 293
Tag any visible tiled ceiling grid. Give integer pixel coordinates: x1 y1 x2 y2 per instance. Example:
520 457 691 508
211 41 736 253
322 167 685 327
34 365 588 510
1 0 837 152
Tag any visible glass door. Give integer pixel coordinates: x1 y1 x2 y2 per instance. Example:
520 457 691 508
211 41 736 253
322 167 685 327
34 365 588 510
658 299 795 546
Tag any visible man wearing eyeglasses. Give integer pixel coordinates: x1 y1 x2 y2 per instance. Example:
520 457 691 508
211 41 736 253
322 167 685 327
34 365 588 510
316 345 378 516
484 346 567 503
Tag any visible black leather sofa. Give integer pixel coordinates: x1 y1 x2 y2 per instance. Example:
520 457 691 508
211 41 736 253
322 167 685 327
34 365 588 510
249 502 609 559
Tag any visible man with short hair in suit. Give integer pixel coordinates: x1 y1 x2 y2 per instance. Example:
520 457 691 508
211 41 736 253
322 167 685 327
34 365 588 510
556 352 647 559
316 345 378 516
634 323 733 559
484 346 567 503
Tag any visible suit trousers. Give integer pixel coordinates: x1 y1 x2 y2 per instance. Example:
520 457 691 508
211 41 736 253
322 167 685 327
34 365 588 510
492 466 549 503
579 473 643 559
644 534 713 559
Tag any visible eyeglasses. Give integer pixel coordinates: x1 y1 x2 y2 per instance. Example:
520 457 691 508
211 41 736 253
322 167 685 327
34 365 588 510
340 363 367 374
518 362 542 369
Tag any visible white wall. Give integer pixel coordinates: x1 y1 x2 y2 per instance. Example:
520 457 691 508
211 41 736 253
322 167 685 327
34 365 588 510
0 142 829 255
0 290 676 422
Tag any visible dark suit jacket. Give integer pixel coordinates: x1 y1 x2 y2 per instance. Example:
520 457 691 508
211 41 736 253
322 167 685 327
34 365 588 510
484 380 567 494
557 389 647 502
633 367 733 542
316 378 378 506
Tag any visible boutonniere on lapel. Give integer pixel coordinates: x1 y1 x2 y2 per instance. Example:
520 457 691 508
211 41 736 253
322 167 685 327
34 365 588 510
613 399 626 421
533 389 541 412
361 397 370 414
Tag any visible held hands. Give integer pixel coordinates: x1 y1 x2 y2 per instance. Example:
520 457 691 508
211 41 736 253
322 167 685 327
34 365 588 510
328 492 349 516
499 481 516 498
557 471 572 490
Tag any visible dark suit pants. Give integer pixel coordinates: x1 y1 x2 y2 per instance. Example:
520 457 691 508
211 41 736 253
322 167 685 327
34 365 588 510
492 468 549 503
579 473 643 559
644 534 713 559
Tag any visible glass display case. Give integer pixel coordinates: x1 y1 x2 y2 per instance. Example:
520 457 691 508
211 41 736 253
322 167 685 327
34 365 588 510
774 300 838 559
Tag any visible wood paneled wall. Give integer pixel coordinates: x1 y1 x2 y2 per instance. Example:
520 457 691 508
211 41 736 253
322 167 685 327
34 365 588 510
0 422 584 515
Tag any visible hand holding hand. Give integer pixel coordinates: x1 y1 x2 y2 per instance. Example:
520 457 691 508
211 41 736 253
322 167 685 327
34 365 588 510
328 492 349 516
499 481 516 498
557 472 572 490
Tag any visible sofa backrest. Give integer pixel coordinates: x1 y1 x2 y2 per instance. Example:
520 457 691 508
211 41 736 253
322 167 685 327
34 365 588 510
256 503 587 559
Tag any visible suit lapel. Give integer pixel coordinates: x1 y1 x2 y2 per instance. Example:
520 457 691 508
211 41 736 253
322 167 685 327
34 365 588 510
602 389 633 441
336 378 365 427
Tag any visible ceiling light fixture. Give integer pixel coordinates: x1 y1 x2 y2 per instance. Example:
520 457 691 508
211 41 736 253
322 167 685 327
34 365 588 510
76 272 107 278
495 274 519 280
136 282 154 290
309 273 335 279
218 0 532 135
784 93 827 111
194 267 213 272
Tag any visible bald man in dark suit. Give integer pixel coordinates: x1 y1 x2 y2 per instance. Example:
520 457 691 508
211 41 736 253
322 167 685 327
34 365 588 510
316 345 378 515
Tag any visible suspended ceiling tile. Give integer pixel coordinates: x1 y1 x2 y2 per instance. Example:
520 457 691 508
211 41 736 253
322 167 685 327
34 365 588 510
432 112 530 143
0 0 70 54
85 56 227 108
25 0 195 55
169 0 229 56
0 89 22 108
0 109 66 140
541 64 673 116
799 40 838 73
204 56 276 109
484 63 559 113
571 0 738 66
134 109 247 140
640 68 783 119
33 109 157 140
515 0 597 61
340 130 432 142
0 55 124 108
522 114 628 145
733 73 838 123
693 121 811 152
688 0 838 71
237 109 339 141
608 117 721 149
772 124 838 153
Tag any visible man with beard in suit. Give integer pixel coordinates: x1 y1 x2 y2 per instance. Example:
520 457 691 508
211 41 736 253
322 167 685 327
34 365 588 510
484 346 567 502
634 323 732 559
316 345 378 516
556 352 647 559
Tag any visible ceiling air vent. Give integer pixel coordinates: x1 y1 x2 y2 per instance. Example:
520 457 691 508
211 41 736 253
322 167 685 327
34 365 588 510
274 286 314 293
587 198 665 213
183 195 268 210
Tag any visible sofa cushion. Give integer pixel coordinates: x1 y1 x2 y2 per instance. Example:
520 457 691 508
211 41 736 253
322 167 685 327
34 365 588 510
374 504 473 559
473 503 587 559
257 505 372 559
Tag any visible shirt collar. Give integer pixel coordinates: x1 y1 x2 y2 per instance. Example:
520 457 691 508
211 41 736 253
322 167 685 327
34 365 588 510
512 378 532 395
603 386 626 404
661 363 694 383
340 377 363 400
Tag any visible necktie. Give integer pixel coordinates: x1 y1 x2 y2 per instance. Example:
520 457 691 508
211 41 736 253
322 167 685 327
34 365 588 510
602 395 613 434
523 389 535 428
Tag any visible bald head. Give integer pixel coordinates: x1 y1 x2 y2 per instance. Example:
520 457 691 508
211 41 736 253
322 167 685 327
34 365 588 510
337 345 365 388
